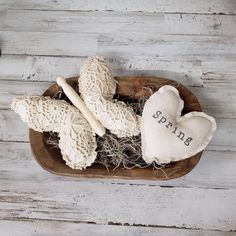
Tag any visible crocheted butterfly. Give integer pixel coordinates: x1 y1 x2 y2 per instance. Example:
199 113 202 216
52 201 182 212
12 57 141 170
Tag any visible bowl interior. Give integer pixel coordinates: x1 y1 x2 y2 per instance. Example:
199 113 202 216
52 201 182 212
29 76 202 180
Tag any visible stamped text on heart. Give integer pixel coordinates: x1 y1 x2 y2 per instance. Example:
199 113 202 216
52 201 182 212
152 110 193 146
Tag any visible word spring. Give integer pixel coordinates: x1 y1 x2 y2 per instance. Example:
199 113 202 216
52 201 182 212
152 110 193 146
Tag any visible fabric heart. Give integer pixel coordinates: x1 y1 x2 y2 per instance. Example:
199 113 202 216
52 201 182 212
141 85 217 164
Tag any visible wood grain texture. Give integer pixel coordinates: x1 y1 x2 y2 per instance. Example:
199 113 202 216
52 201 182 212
0 220 235 236
0 31 98 56
202 58 236 87
1 10 235 36
1 0 236 14
0 7 235 88
2 54 236 88
98 34 236 58
0 160 235 231
0 55 203 86
1 31 235 58
0 80 53 109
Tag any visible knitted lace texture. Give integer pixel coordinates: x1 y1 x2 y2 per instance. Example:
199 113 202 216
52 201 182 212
11 95 97 170
79 56 141 138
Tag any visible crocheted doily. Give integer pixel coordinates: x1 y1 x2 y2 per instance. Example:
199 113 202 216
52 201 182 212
11 96 97 170
79 56 141 138
79 56 117 100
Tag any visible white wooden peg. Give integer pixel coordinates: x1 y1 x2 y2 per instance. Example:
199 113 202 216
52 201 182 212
56 76 106 137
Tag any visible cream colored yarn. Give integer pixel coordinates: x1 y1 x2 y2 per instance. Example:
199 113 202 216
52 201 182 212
11 96 97 170
80 56 117 100
79 56 141 138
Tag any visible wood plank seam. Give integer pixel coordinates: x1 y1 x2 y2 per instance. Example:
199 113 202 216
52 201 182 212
0 217 234 232
2 8 236 15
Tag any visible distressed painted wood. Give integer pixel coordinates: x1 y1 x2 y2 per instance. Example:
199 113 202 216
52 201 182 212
201 58 236 87
0 141 236 189
0 55 203 86
1 80 236 118
0 165 235 230
190 86 236 119
0 6 235 91
0 31 97 56
1 31 235 58
2 54 236 88
98 33 236 58
0 220 235 236
0 55 25 80
1 10 235 36
0 80 53 109
1 0 236 14
0 110 29 142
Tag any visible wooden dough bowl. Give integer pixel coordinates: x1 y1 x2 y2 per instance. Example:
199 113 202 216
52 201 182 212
29 77 202 180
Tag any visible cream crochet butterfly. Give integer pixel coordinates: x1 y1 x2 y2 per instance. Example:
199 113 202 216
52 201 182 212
12 56 141 170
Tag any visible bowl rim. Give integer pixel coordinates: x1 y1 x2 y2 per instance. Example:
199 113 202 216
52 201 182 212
29 76 202 180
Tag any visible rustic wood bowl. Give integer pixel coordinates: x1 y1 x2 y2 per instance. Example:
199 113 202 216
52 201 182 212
29 77 202 180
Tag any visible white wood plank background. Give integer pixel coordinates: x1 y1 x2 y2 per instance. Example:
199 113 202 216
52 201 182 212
0 1 236 235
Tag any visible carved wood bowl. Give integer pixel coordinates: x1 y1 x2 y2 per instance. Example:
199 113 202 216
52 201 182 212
29 77 202 180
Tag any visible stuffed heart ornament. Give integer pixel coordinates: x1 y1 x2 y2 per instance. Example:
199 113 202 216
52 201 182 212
141 85 217 164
